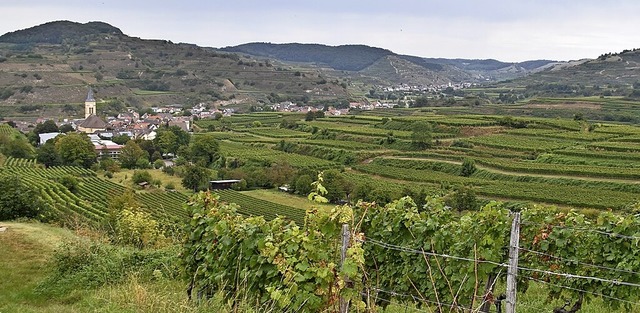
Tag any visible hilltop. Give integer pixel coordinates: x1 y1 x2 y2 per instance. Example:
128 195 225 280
0 21 348 120
222 42 558 84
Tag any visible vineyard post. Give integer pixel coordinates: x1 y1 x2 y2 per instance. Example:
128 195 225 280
506 212 521 313
340 223 351 313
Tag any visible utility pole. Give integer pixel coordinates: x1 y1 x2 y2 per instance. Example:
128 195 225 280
506 212 521 313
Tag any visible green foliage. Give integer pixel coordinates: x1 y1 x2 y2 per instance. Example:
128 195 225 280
460 158 477 177
182 192 363 312
357 197 511 310
410 121 432 150
119 140 146 169
0 133 35 158
37 238 179 297
57 174 79 194
132 170 152 184
0 174 46 220
111 134 130 145
153 159 165 169
189 133 220 167
115 209 166 249
294 174 313 195
444 185 478 211
181 165 210 192
55 132 97 168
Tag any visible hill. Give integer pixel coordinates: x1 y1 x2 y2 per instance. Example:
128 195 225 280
0 20 123 45
221 42 558 84
0 21 348 120
220 42 394 71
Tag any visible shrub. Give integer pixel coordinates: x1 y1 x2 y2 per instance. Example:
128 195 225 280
58 174 79 193
132 170 152 184
153 159 164 169
164 182 176 190
115 209 166 249
460 158 477 177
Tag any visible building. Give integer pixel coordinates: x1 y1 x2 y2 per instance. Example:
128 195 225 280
38 132 62 146
77 87 107 133
92 139 123 159
84 87 96 119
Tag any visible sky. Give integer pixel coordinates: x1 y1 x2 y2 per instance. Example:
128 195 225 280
1 0 639 62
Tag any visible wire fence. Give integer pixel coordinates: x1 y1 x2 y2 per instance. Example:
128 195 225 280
352 215 640 312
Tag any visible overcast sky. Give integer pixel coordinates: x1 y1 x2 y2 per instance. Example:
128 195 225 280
1 0 639 62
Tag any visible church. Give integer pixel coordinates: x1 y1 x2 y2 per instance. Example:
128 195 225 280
76 87 107 133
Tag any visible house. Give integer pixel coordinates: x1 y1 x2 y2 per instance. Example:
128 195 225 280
38 132 62 146
92 139 123 159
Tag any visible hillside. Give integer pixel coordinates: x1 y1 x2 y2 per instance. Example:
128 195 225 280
221 42 558 84
0 20 122 44
0 21 348 120
502 49 640 89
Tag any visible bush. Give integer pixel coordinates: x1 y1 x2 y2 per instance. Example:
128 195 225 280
0 174 46 220
115 209 166 249
153 159 164 169
460 158 477 177
37 238 180 297
164 182 176 190
132 170 152 184
58 174 79 193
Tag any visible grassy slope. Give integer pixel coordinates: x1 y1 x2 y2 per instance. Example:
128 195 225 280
0 222 235 313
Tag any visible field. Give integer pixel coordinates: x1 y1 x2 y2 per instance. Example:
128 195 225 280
203 111 640 211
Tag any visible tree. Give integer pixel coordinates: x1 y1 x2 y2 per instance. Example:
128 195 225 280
58 124 74 133
182 165 211 192
410 121 432 150
132 170 152 184
36 140 60 167
55 132 97 168
168 125 191 148
445 186 477 211
0 134 34 158
155 130 178 155
189 133 220 167
0 174 46 220
294 174 313 195
412 96 429 108
119 140 146 169
321 169 349 203
111 134 130 145
33 120 59 134
266 162 296 187
460 158 477 177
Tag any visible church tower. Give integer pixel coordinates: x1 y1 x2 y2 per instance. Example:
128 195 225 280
84 87 96 118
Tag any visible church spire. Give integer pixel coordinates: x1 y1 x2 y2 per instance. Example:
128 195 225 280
84 86 96 118
86 87 95 102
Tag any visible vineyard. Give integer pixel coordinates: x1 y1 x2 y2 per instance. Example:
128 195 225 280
183 192 640 312
0 159 190 223
199 111 640 213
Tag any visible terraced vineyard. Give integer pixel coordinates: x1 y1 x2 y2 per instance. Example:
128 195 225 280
211 112 640 211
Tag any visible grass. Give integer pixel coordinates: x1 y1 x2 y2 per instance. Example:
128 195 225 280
106 168 193 194
240 188 336 213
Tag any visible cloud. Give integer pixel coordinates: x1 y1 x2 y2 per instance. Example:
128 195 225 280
1 0 639 61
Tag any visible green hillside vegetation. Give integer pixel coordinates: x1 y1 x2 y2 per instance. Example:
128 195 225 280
0 22 349 119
